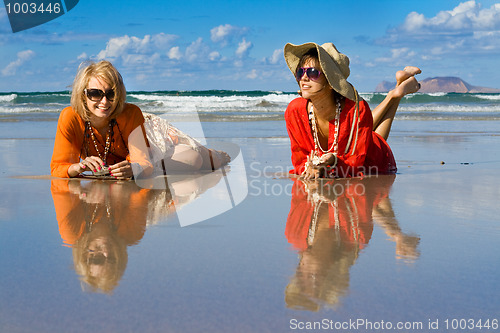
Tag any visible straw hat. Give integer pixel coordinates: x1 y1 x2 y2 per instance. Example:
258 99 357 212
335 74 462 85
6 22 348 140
284 42 359 102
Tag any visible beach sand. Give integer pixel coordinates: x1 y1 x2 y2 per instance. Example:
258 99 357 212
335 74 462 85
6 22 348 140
0 119 499 332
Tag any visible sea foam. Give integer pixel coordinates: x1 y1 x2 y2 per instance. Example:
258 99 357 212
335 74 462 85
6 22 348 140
0 94 17 102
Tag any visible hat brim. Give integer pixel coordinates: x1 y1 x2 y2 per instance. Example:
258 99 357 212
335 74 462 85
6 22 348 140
284 42 358 102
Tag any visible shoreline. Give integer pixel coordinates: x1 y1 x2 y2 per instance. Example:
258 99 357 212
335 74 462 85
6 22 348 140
0 118 499 332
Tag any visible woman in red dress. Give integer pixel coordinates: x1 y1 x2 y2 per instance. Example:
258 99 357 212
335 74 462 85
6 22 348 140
284 42 421 179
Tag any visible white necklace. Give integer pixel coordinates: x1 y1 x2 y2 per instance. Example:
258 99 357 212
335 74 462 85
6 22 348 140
309 97 342 164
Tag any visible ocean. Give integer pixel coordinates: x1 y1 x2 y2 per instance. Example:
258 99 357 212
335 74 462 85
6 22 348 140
1 90 500 123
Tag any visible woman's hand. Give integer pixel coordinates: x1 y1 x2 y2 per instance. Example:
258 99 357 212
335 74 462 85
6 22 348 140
300 152 337 180
300 152 321 180
68 156 105 177
316 153 337 167
301 166 320 180
108 160 134 180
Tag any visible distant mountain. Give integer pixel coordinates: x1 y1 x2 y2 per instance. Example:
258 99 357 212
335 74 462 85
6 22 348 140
375 76 500 93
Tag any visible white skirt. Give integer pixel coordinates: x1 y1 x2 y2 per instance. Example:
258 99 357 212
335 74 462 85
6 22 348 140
141 112 203 168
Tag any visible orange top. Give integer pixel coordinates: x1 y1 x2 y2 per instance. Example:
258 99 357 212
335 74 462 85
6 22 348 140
50 179 149 246
50 103 145 178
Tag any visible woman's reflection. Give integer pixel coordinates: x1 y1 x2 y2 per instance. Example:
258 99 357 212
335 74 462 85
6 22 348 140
51 179 170 293
51 171 224 293
285 175 420 311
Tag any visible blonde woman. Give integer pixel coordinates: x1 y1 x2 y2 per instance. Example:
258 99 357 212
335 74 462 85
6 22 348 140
51 60 229 180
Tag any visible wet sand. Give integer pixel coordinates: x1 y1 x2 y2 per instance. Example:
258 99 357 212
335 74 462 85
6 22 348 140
0 120 499 333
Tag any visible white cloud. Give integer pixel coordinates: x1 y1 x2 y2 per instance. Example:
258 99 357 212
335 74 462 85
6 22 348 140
380 1 500 56
402 1 477 33
211 24 236 43
396 1 500 36
247 69 258 79
151 33 178 49
96 33 177 65
2 50 35 76
77 52 88 60
97 35 147 59
210 24 248 46
168 46 182 60
185 37 211 62
209 51 220 61
235 38 252 58
374 47 416 64
267 49 282 64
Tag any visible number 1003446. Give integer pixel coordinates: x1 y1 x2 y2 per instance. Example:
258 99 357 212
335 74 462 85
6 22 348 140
5 2 62 14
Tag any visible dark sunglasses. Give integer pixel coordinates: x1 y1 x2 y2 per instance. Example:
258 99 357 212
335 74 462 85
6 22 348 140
296 67 322 81
87 251 116 266
84 88 115 102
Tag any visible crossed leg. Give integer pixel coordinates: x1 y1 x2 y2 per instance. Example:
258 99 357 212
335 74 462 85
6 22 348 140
372 66 421 140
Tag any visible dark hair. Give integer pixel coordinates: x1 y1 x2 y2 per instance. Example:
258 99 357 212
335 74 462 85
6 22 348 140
297 49 319 72
296 48 341 100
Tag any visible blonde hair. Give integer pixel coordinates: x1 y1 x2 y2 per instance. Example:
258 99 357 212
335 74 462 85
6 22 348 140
71 60 127 121
73 226 128 294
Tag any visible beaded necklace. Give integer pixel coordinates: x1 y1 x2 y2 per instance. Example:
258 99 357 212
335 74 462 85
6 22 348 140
85 120 114 166
309 97 342 164
86 202 112 232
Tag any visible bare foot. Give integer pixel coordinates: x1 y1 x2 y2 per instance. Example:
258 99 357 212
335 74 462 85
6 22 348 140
404 66 421 75
392 76 421 99
210 149 231 169
396 66 421 86
218 150 231 166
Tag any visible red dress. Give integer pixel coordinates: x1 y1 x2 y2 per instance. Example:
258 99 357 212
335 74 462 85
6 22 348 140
285 179 375 251
285 175 396 251
285 97 397 177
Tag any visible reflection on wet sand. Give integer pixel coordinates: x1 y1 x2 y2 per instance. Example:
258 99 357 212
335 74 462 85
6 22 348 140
51 171 224 293
285 175 420 311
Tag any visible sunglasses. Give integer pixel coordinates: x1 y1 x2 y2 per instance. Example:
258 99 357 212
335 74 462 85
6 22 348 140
84 88 115 102
87 250 116 266
296 67 322 81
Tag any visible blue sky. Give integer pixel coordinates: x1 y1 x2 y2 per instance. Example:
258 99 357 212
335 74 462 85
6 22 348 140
1 0 500 92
